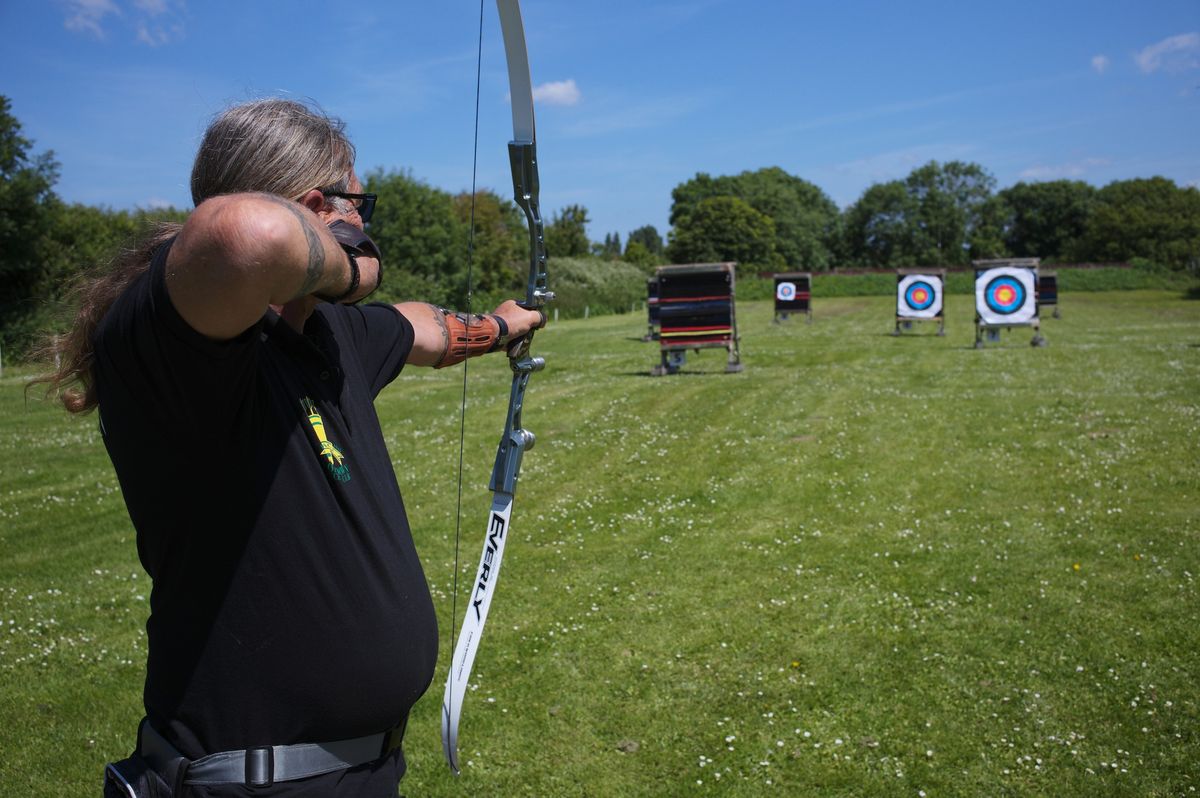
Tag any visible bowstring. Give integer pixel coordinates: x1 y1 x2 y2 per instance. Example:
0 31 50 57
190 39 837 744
448 0 486 720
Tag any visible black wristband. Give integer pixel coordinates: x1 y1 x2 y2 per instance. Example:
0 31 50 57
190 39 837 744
317 220 380 303
487 314 510 352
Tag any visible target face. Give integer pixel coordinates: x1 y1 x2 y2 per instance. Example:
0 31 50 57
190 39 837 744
976 266 1036 325
776 281 796 302
896 274 943 319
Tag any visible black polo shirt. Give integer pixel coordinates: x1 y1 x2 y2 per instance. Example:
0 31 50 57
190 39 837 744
93 239 438 789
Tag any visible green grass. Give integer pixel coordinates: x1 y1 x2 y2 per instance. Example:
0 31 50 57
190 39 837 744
2 290 1198 796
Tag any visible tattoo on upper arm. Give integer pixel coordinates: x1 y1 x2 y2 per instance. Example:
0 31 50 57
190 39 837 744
258 193 326 299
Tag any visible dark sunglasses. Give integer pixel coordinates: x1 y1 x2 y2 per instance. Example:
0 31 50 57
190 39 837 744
321 190 377 223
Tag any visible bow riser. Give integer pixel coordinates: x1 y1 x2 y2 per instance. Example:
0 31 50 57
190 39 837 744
489 362 542 495
508 140 551 312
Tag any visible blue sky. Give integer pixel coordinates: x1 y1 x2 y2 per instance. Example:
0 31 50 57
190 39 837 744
2 1 1197 245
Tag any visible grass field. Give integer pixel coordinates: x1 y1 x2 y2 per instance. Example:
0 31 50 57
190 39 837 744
1 290 1198 797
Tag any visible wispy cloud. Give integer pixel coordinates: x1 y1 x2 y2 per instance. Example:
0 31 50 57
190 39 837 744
1135 32 1200 74
779 71 1083 138
1019 158 1111 180
1091 54 1110 74
830 142 978 184
59 0 186 45
560 92 711 138
62 0 120 38
533 79 581 107
783 90 972 135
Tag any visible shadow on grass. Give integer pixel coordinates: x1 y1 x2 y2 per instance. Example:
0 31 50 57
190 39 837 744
879 332 947 339
622 369 743 378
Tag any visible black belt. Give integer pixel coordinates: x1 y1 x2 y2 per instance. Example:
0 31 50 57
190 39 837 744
139 718 404 788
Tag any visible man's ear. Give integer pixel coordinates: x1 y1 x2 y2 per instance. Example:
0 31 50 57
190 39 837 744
299 189 326 214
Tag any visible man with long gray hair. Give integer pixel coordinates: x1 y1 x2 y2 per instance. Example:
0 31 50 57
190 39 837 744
38 98 544 797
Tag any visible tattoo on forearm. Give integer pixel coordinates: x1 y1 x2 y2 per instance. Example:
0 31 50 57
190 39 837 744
430 303 451 362
258 193 327 299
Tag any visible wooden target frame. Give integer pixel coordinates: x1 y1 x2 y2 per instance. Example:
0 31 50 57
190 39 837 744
651 262 743 376
643 275 661 341
773 272 813 323
1038 270 1060 319
972 258 1046 348
893 268 946 336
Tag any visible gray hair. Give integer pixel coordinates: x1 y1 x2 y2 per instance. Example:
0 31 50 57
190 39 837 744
190 98 356 205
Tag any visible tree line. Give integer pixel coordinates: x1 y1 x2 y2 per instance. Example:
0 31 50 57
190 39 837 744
3 94 1198 360
660 163 1200 275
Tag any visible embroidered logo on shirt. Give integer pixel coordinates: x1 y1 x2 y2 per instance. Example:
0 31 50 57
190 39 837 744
301 398 351 483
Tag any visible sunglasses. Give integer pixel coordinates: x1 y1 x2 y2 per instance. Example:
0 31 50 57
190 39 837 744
321 190 377 223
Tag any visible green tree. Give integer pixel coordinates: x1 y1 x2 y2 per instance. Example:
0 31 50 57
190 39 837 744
840 181 922 268
46 204 189 287
621 240 658 271
670 167 839 269
623 225 665 270
0 95 60 354
1076 177 1200 271
594 231 621 260
544 204 591 258
904 160 996 265
626 225 664 257
967 194 1011 261
997 180 1096 260
364 168 468 306
451 189 524 295
667 195 781 271
840 160 998 268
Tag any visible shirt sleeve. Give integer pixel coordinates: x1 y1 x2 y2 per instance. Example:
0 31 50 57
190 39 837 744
324 302 415 398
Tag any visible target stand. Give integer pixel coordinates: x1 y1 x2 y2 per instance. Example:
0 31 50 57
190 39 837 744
1038 270 1060 319
773 272 812 324
642 275 661 341
651 262 744 376
893 268 946 336
972 258 1046 348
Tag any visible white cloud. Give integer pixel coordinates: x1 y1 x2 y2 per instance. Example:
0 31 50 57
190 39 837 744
1091 55 1110 74
61 0 184 44
532 79 581 107
62 0 120 38
136 23 169 46
1134 32 1200 74
1018 158 1111 180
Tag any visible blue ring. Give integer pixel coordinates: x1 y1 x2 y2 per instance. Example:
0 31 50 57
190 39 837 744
984 276 1026 314
904 280 936 311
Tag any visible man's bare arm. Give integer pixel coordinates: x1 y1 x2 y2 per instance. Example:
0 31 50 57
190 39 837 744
165 193 362 340
395 300 545 367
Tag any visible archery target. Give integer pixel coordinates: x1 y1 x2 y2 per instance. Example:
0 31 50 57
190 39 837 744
776 281 796 302
976 266 1036 325
897 274 943 319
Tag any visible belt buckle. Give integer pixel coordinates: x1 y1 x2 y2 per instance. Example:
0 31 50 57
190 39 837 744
245 747 274 787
